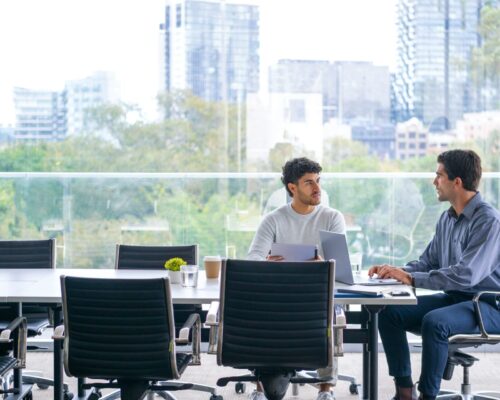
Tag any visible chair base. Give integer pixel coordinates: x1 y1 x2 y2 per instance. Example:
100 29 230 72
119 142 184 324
2 383 33 400
22 372 69 392
292 370 360 396
80 380 220 400
437 389 500 400
218 371 328 400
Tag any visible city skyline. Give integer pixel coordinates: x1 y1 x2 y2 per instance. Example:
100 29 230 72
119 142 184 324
0 0 397 124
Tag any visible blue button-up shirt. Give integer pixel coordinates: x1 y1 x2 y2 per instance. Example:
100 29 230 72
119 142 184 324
404 192 500 293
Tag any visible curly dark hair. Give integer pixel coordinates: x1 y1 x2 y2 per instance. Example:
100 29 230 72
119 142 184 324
437 149 482 192
281 157 322 197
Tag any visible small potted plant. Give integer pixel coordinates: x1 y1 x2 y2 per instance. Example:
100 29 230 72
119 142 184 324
164 257 186 284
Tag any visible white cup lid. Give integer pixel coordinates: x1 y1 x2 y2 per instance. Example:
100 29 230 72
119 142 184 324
204 255 221 261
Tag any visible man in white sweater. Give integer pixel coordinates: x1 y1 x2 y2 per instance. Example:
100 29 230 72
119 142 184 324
247 157 345 400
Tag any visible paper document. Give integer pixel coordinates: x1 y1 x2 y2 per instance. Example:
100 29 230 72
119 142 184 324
270 243 317 261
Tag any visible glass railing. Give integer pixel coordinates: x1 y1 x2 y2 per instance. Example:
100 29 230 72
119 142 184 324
1 172 498 269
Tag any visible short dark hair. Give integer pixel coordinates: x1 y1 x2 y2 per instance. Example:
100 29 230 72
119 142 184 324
281 157 322 197
437 149 482 191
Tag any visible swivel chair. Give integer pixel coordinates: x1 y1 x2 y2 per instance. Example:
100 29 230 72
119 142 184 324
0 317 30 400
114 244 217 399
435 291 500 400
0 239 68 394
58 275 220 400
216 259 335 400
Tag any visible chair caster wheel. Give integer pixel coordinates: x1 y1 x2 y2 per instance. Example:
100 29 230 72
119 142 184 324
235 382 246 393
64 392 75 400
210 395 223 400
88 391 102 400
37 383 50 390
349 383 359 395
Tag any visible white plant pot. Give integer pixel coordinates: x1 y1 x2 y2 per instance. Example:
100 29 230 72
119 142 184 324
168 270 181 284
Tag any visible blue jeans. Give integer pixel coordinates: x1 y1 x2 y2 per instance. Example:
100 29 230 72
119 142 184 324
379 292 500 396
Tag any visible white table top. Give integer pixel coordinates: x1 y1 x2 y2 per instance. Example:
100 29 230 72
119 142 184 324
0 268 416 306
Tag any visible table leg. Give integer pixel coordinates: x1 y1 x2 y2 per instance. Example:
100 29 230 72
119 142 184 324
368 310 379 400
361 308 369 400
53 307 64 400
14 303 23 390
365 305 384 400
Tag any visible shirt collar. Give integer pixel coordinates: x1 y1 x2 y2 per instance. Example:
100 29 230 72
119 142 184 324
447 192 482 220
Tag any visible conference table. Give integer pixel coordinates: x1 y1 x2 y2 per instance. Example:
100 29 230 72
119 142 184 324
0 268 416 400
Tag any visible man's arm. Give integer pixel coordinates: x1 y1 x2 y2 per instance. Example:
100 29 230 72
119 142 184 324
247 215 276 260
369 219 442 283
412 218 500 291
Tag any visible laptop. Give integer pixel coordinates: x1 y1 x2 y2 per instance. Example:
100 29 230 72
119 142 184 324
319 230 400 286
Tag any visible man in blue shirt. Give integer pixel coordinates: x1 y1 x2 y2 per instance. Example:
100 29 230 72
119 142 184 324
369 149 500 400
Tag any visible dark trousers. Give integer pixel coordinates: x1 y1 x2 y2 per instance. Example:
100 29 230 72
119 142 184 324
379 292 500 396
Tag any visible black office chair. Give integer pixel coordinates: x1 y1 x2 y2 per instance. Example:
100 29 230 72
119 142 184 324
114 244 218 399
58 275 213 400
115 244 208 341
0 239 67 393
0 317 30 400
216 259 335 400
434 291 500 400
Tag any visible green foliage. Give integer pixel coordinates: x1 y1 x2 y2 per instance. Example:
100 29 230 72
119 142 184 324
164 257 186 271
0 89 498 267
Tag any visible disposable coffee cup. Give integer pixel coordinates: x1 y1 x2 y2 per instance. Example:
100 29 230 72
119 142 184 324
204 255 221 279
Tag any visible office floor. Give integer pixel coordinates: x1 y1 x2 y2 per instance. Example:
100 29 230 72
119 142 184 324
25 351 500 400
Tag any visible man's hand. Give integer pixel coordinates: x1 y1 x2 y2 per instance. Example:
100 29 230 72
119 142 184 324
368 264 412 285
266 254 284 261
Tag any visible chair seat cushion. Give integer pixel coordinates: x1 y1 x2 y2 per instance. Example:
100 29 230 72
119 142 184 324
0 356 16 376
175 353 193 375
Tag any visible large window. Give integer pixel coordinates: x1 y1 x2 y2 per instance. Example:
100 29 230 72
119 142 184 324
0 1 498 267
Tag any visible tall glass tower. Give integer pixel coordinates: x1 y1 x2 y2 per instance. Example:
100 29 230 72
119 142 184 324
160 0 260 103
394 0 482 129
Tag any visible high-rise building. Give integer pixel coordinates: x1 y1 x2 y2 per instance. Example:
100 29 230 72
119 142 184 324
269 59 391 124
13 87 66 140
394 0 483 129
65 71 120 136
13 72 119 140
159 0 260 103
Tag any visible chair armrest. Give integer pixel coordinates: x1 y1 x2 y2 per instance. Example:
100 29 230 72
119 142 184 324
52 325 65 340
473 291 500 338
333 305 346 357
205 301 219 354
175 313 201 365
205 301 219 326
0 317 27 369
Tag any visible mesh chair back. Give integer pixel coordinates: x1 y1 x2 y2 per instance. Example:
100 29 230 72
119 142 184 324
61 276 179 380
115 245 197 270
0 239 55 269
0 239 55 327
217 259 334 371
115 244 201 336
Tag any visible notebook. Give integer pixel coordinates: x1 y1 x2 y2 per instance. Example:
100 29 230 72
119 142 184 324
319 230 400 286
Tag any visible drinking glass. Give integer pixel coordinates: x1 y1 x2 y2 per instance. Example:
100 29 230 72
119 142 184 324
181 265 199 287
349 253 363 274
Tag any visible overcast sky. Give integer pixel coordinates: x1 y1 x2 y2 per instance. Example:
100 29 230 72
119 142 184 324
0 0 397 124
